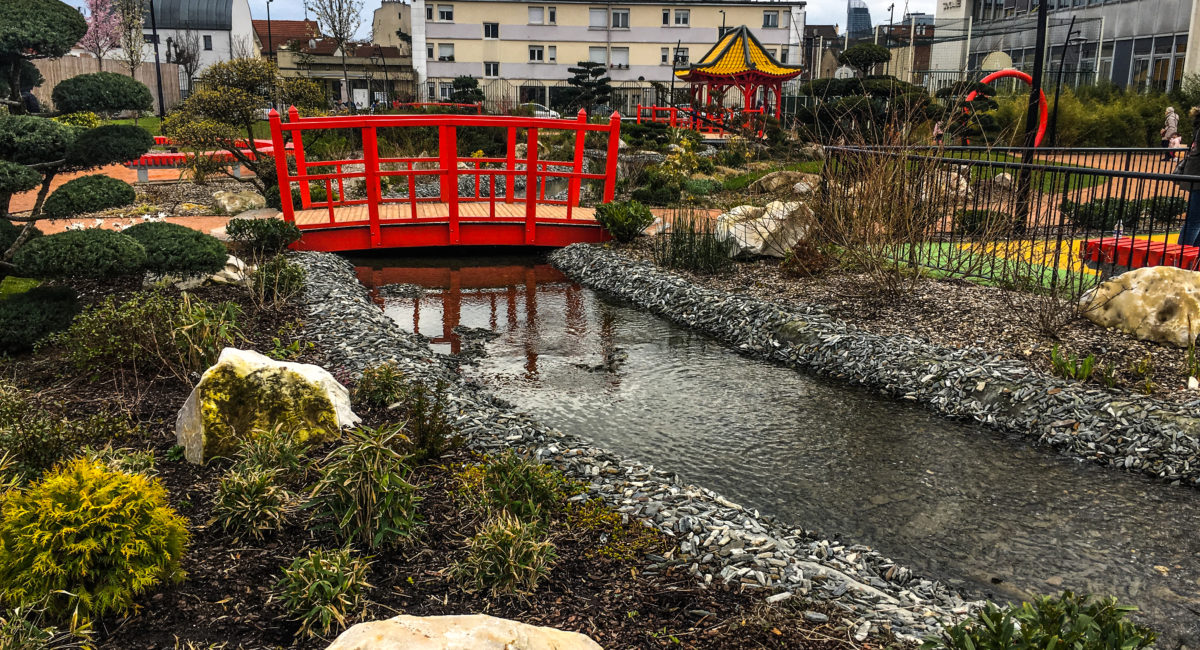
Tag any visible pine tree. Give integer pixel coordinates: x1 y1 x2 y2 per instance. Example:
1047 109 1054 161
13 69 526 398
565 61 612 116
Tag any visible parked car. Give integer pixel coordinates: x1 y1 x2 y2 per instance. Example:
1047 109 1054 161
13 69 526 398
520 102 561 118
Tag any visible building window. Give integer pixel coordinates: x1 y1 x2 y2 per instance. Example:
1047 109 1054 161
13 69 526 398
661 47 669 64
483 22 498 38
610 47 629 68
662 8 669 25
763 11 779 28
438 43 454 60
484 61 499 77
438 5 453 21
528 6 543 23
548 6 556 23
589 46 607 64
674 9 689 26
425 5 433 19
529 45 544 62
673 47 688 65
611 9 629 29
589 8 606 28
548 45 556 61
426 43 434 58
780 47 788 63
439 84 453 99
203 34 212 50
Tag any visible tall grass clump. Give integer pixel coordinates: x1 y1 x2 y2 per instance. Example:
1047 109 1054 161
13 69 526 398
274 548 371 638
450 511 556 595
651 210 732 274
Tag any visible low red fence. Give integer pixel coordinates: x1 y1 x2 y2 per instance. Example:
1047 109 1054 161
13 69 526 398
635 104 765 137
267 106 621 246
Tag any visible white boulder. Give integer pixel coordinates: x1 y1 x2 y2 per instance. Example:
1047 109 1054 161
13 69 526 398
715 200 812 259
145 255 254 290
212 190 266 215
324 615 603 650
748 170 821 194
1081 266 1200 348
176 348 359 464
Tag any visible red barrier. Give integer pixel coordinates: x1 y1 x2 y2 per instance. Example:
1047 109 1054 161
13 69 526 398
267 106 620 251
635 104 765 138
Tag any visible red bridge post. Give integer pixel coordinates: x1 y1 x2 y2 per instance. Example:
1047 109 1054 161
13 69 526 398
288 106 311 209
268 108 295 224
525 127 538 244
363 125 382 247
603 112 621 203
505 126 517 204
440 125 460 244
568 109 587 220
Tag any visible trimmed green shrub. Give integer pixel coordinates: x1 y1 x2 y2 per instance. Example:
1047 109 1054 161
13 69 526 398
954 209 1027 237
0 160 40 196
212 467 296 541
456 451 578 523
51 72 153 115
310 425 422 549
50 291 240 381
922 591 1155 650
0 458 188 625
596 200 654 243
123 221 228 276
66 125 155 170
274 548 371 638
1060 198 1139 231
0 286 80 355
0 220 40 253
451 511 556 595
39 175 136 220
352 362 407 409
14 228 145 279
0 114 75 167
250 255 307 308
631 182 682 206
225 217 301 258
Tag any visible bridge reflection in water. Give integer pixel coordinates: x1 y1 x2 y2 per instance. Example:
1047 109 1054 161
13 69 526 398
355 259 617 378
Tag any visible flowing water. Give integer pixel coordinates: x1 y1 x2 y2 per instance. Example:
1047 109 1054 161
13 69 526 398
354 252 1200 645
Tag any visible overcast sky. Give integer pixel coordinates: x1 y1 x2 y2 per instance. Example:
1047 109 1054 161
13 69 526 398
66 0 939 38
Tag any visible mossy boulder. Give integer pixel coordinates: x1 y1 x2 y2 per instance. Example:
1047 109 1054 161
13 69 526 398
175 348 359 463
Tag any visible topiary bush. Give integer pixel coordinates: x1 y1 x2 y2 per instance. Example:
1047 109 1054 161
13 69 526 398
274 548 371 638
310 425 422 549
922 591 1155 650
0 220 40 253
65 125 155 169
0 160 41 197
122 221 228 276
0 285 80 355
51 72 154 115
225 217 301 259
38 175 137 221
0 115 75 166
0 458 188 625
595 200 654 243
13 228 145 279
451 511 556 595
1060 198 1140 232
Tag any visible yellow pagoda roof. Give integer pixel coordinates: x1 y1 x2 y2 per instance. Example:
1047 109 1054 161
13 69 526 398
676 25 803 79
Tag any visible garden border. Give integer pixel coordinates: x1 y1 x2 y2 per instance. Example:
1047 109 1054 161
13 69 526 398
291 251 978 643
549 244 1200 489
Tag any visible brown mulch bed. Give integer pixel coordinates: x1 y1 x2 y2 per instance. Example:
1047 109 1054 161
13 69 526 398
623 239 1200 403
2 280 884 650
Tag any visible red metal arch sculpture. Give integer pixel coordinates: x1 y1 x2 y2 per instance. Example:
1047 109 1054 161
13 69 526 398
964 68 1049 147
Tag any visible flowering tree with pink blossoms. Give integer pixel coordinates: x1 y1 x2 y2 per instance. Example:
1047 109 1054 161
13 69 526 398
77 0 120 71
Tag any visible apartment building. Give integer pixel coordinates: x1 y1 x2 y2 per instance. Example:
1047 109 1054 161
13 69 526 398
932 0 1200 92
373 0 805 112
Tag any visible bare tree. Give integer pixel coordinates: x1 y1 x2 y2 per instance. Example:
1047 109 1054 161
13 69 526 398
114 0 146 77
308 0 363 109
78 0 122 71
167 29 201 94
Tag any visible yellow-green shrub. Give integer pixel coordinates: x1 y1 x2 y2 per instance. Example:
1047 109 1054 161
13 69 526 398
0 459 188 625
451 511 556 595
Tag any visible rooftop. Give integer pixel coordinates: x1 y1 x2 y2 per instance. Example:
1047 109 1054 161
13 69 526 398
253 19 322 54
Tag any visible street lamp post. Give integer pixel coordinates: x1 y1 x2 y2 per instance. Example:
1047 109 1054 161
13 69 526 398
719 10 726 35
146 0 166 122
266 0 274 60
885 3 894 77
375 44 392 104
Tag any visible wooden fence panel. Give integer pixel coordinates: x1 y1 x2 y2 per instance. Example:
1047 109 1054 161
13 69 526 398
32 57 182 113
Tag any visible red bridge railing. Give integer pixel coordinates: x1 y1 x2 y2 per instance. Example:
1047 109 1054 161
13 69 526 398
267 107 621 247
635 104 765 138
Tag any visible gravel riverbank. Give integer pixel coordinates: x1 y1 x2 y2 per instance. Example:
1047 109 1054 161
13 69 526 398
550 244 1200 489
292 251 979 643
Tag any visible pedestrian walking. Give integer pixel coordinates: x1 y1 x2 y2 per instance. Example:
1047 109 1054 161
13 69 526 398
1176 107 1200 248
932 120 945 146
1162 107 1179 161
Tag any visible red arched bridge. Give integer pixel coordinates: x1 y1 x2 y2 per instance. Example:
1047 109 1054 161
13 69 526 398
266 107 620 251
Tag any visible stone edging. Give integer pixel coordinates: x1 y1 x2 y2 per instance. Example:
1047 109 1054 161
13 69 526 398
549 244 1200 489
292 251 977 643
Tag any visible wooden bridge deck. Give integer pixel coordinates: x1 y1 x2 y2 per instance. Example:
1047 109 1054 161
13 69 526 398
293 202 596 226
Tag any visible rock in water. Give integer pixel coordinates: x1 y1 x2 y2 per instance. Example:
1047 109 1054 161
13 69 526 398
324 614 603 650
715 200 812 258
176 348 359 464
1081 266 1200 348
212 190 266 215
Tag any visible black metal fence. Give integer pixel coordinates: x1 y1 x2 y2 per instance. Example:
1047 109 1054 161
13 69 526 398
822 145 1200 297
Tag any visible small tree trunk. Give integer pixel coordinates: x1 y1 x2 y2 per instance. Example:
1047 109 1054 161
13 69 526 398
7 60 26 115
341 49 352 112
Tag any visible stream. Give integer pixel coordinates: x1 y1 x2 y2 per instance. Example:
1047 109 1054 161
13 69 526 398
354 251 1200 646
